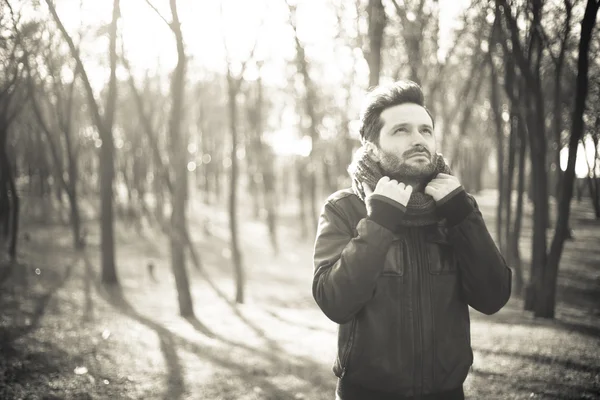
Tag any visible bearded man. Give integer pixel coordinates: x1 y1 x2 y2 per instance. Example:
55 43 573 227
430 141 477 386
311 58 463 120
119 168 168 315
312 80 512 400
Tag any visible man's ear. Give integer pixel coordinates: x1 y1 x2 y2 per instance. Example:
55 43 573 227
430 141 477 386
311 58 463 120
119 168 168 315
363 141 380 162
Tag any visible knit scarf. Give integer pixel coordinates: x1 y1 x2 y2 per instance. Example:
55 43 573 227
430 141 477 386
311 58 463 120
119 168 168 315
348 145 452 227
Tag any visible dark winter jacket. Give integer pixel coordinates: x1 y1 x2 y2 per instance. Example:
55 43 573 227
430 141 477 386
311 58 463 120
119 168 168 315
312 188 511 398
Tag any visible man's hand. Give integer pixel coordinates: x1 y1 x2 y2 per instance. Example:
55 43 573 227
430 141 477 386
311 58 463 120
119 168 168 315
364 177 413 207
425 173 461 202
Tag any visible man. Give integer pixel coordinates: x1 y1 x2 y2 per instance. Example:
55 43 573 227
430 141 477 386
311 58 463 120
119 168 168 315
312 80 512 400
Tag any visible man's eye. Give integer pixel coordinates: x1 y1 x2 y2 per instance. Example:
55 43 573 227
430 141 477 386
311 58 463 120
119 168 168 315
395 128 408 134
421 129 432 135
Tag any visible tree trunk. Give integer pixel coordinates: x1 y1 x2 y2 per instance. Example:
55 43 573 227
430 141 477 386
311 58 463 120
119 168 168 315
584 132 600 218
99 0 120 285
66 189 83 249
524 108 549 312
255 70 278 255
366 0 386 88
539 0 599 319
504 112 516 256
488 50 505 250
552 0 573 201
288 4 320 235
227 81 245 304
166 0 195 317
510 113 526 296
0 133 19 259
297 158 308 240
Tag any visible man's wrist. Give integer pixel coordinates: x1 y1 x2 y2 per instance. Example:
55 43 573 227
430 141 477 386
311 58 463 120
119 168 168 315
366 194 407 231
436 187 474 227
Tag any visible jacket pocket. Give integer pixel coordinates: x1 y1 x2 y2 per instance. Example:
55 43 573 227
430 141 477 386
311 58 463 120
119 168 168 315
433 305 473 388
334 318 357 378
426 227 457 275
382 241 404 276
343 276 412 393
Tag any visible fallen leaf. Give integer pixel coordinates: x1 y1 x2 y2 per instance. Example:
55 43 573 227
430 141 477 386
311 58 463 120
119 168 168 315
74 366 88 375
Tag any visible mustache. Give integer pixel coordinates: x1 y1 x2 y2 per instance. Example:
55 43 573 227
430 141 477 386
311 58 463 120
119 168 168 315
403 145 431 158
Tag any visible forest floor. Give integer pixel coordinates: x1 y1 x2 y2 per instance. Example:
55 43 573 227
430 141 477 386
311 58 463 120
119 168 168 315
1 191 599 400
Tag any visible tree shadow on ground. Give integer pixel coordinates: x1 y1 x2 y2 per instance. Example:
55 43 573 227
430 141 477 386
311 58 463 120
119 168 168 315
476 308 600 341
85 258 186 400
85 250 332 399
470 367 600 399
0 262 73 345
1 337 88 400
475 347 600 375
0 262 124 400
263 308 334 334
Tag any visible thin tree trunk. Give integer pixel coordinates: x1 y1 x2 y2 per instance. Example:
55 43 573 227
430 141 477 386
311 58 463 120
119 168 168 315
288 3 320 234
366 0 386 87
166 0 195 316
584 133 600 218
510 113 526 296
255 70 278 255
553 0 573 200
541 0 599 318
227 82 245 304
488 47 505 250
0 137 18 260
98 0 120 285
297 158 308 240
504 112 516 255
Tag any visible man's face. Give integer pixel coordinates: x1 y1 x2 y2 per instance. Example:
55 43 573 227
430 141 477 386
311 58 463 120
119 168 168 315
373 103 437 178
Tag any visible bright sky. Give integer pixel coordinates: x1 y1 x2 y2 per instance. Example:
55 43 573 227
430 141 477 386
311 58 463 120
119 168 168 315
47 0 470 89
41 0 473 157
560 136 600 178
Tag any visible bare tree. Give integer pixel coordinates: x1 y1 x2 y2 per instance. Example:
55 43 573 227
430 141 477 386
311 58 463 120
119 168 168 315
221 2 260 304
496 0 550 313
389 0 436 85
45 0 120 285
542 0 600 318
143 0 195 316
0 1 26 260
24 27 86 249
548 0 573 202
286 0 321 234
246 62 279 255
365 0 386 87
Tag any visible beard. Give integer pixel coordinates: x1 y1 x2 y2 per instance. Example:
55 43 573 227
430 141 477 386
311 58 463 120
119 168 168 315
378 147 437 181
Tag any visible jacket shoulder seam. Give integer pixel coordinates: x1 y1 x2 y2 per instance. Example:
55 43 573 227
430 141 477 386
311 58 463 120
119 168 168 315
328 190 358 207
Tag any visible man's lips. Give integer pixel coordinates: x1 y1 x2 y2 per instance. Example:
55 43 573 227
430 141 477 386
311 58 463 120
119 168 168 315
406 151 429 159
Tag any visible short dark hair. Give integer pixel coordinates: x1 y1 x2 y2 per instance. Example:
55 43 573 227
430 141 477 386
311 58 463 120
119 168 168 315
359 80 435 144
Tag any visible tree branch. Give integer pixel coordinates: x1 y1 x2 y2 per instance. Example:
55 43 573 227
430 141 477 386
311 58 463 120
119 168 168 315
44 0 104 134
142 0 172 29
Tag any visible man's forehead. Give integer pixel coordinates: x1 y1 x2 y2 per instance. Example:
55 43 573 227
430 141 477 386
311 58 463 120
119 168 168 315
380 103 433 126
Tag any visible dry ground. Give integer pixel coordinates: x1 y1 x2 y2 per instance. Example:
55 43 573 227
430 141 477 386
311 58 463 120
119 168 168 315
0 192 599 400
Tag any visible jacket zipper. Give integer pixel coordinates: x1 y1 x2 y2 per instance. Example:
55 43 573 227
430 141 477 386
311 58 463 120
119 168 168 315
340 318 357 379
414 236 424 398
428 255 436 389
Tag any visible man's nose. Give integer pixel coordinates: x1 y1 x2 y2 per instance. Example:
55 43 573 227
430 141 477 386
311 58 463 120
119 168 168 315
409 128 428 146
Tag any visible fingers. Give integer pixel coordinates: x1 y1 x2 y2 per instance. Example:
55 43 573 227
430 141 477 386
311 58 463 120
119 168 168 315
427 182 443 189
424 185 437 197
433 173 459 183
363 183 373 197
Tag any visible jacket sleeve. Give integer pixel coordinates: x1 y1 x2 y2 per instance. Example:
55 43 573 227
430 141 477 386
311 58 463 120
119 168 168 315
437 189 512 315
312 197 400 324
